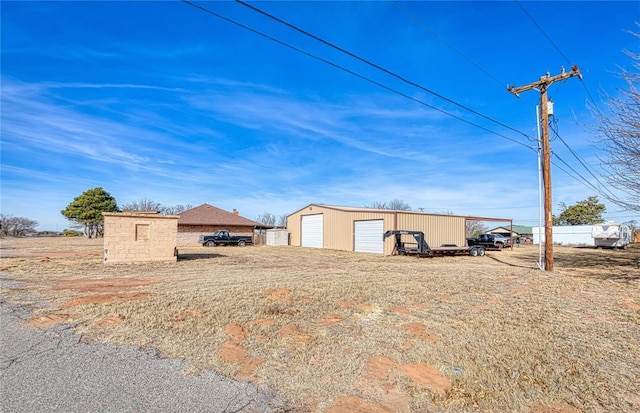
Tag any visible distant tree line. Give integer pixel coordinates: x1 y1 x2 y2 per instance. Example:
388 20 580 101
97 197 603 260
0 214 38 237
120 198 192 215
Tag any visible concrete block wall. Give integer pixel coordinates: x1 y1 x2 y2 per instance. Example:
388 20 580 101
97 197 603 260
103 212 179 264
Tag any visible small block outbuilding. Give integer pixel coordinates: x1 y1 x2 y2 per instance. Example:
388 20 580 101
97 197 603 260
103 211 179 264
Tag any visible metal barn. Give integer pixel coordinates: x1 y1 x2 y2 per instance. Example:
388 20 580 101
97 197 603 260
287 204 473 255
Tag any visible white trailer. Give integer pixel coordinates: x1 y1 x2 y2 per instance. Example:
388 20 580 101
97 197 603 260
591 223 632 249
532 225 594 246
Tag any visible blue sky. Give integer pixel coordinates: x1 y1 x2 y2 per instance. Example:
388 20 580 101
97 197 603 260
2 1 639 231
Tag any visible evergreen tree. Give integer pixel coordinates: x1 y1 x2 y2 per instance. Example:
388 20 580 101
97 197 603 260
61 187 119 238
553 196 606 226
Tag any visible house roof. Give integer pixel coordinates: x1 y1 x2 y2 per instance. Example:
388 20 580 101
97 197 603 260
178 203 267 228
487 225 533 235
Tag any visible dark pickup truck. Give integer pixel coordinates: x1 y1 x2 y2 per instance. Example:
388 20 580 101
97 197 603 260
200 230 253 247
467 233 511 249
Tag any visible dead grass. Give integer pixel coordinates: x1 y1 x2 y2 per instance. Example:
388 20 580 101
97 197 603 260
1 237 639 412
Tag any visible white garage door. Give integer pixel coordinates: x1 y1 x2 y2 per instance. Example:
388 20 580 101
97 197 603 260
354 220 384 254
301 214 323 248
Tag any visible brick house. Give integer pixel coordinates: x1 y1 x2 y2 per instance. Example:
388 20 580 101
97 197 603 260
177 203 269 246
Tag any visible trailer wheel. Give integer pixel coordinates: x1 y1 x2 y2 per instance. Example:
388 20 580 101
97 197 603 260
470 247 479 257
478 247 486 256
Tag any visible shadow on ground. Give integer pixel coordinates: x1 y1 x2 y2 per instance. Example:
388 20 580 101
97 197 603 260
506 244 640 283
178 253 226 261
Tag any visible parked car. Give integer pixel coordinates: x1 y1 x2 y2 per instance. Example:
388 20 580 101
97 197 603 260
200 230 253 247
467 233 511 249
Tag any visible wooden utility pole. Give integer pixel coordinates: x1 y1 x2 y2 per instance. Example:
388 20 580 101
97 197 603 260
507 66 582 271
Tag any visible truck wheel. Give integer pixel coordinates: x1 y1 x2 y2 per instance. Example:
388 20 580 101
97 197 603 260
205 240 215 247
238 240 246 247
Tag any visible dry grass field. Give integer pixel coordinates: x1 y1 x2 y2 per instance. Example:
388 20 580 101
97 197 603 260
1 237 639 412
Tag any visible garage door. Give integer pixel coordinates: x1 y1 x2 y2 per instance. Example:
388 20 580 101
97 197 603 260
301 214 323 248
354 220 384 254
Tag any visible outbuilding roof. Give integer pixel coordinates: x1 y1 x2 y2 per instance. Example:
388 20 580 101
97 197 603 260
178 203 266 227
288 204 510 222
487 225 533 235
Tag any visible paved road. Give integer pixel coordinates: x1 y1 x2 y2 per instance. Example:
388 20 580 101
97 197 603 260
0 281 281 413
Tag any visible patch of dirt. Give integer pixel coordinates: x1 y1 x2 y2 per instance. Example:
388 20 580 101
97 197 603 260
50 276 166 293
217 322 265 380
402 322 438 343
278 323 314 346
94 314 125 327
396 363 452 394
28 313 71 328
251 318 277 328
265 288 293 303
63 292 152 308
366 355 451 394
389 306 412 315
318 313 343 326
173 309 204 320
619 300 640 311
328 354 450 412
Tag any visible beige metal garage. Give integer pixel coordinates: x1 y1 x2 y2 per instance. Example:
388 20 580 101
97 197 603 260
287 204 474 255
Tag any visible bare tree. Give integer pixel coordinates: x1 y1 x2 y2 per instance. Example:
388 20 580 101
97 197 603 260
256 212 276 226
466 220 487 238
121 198 162 212
121 199 192 215
0 214 39 236
277 214 288 228
365 199 412 211
591 26 640 212
162 204 193 215
435 210 456 215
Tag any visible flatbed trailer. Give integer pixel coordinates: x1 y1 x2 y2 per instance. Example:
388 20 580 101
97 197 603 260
383 230 485 257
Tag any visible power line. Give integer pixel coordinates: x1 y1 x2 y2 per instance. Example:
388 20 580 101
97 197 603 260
549 117 620 200
516 1 573 66
181 0 536 150
233 0 536 142
551 152 604 195
516 1 603 113
549 117 637 204
550 152 633 206
387 0 506 88
388 0 538 118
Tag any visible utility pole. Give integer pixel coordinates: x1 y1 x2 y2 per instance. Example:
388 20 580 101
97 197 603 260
508 66 582 271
